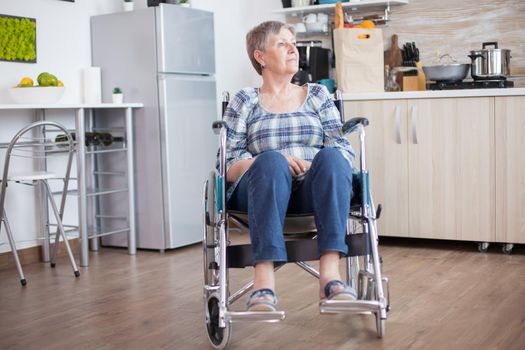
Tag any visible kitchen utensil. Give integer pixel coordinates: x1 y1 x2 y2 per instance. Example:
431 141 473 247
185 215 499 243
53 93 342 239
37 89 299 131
402 42 420 76
384 34 403 70
468 42 511 80
422 63 470 82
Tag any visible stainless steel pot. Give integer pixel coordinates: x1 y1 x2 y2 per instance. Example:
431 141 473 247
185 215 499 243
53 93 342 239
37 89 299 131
469 42 511 80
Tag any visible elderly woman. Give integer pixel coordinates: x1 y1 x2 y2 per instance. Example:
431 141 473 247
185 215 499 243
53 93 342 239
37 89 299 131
223 21 356 312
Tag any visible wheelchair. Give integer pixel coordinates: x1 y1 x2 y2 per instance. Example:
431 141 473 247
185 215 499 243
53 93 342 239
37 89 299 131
203 91 390 349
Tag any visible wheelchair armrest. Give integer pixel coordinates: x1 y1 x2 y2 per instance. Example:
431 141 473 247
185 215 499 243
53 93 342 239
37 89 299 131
342 117 369 135
212 120 227 135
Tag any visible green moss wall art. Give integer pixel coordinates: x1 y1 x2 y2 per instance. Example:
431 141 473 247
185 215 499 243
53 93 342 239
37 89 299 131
0 14 37 63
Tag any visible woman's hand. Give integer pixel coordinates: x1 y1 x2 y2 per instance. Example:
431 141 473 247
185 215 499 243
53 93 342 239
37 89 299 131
284 155 311 177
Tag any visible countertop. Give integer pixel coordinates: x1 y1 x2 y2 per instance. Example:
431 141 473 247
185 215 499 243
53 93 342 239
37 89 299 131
342 88 525 101
0 103 143 110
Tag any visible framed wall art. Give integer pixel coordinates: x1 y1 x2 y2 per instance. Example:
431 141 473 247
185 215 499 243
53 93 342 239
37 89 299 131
0 14 37 63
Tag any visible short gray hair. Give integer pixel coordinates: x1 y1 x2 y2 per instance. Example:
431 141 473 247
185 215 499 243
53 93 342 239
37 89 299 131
246 21 296 76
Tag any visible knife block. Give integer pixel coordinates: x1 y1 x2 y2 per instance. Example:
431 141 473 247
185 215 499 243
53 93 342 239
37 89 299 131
416 61 427 91
402 75 419 91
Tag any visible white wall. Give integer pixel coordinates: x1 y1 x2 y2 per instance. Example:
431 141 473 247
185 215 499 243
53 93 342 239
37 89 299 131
0 0 283 104
0 0 123 104
189 0 284 94
0 0 283 253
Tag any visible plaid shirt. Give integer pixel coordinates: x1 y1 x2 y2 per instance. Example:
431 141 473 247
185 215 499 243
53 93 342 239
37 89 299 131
221 83 354 200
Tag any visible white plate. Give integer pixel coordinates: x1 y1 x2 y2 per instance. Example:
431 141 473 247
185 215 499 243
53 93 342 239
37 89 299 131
8 86 65 104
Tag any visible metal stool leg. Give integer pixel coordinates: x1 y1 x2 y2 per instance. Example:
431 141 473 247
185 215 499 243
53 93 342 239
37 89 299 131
43 181 80 277
2 209 27 286
49 223 60 268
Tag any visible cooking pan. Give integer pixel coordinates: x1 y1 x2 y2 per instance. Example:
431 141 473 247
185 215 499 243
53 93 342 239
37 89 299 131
423 63 470 82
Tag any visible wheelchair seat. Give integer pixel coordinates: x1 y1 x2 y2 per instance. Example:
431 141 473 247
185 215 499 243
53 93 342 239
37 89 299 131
227 171 363 235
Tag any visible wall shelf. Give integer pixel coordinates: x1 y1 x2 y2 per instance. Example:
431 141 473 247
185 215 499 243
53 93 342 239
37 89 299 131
297 30 330 37
272 0 408 16
271 0 408 16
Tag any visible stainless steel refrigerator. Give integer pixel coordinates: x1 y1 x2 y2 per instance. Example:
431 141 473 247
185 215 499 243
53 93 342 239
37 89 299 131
91 4 217 250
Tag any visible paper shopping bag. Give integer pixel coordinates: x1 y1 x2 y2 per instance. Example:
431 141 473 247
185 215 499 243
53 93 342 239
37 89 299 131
333 28 385 92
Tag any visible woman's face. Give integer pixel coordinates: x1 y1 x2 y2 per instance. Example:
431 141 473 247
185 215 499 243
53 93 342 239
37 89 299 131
257 28 298 76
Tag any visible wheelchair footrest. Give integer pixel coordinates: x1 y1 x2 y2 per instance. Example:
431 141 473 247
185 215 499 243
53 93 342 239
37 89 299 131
319 299 382 314
225 310 286 323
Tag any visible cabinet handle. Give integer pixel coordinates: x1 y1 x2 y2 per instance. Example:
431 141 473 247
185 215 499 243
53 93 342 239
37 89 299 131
411 105 418 144
395 105 401 144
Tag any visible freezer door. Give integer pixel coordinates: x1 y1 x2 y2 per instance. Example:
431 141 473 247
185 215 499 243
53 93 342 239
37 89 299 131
158 74 217 248
156 4 215 75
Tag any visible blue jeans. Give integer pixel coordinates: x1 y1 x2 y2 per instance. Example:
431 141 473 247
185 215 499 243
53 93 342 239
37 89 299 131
228 148 353 264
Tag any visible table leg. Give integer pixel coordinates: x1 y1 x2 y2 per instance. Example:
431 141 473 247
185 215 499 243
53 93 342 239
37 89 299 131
88 109 100 252
125 107 136 255
75 108 89 267
35 109 50 262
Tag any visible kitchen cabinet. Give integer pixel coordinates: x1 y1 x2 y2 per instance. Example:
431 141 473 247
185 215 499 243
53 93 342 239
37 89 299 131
495 96 525 244
345 97 495 242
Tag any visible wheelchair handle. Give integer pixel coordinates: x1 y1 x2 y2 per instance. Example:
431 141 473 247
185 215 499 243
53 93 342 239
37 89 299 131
334 90 345 123
212 121 227 135
221 91 230 119
342 117 369 135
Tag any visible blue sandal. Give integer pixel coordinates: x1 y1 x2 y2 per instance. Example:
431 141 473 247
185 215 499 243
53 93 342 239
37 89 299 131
324 280 357 301
246 288 278 311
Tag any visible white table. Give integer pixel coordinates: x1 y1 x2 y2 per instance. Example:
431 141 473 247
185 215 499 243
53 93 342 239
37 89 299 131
0 103 143 266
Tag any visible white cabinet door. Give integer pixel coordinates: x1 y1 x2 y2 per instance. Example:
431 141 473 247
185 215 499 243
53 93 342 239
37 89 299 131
407 98 495 242
495 96 525 244
345 100 409 237
159 74 218 248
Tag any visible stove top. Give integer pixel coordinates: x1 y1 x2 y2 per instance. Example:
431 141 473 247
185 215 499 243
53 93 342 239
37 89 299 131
427 80 514 90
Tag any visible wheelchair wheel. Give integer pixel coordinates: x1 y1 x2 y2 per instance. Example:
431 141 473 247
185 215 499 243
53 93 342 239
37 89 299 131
205 295 231 349
206 171 219 228
375 313 385 338
204 173 220 287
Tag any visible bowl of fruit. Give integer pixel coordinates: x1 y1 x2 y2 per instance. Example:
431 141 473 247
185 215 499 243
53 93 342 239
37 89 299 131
8 72 65 104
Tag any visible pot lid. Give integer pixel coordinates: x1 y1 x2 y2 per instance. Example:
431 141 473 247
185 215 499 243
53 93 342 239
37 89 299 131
471 41 511 53
470 48 511 54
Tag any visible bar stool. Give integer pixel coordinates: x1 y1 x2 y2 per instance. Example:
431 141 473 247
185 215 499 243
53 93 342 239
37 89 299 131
0 121 79 286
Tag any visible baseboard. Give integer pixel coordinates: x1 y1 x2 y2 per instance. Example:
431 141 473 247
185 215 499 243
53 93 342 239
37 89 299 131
0 239 80 271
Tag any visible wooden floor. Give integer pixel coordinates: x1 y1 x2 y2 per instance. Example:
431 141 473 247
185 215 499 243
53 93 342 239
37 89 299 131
0 235 524 350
